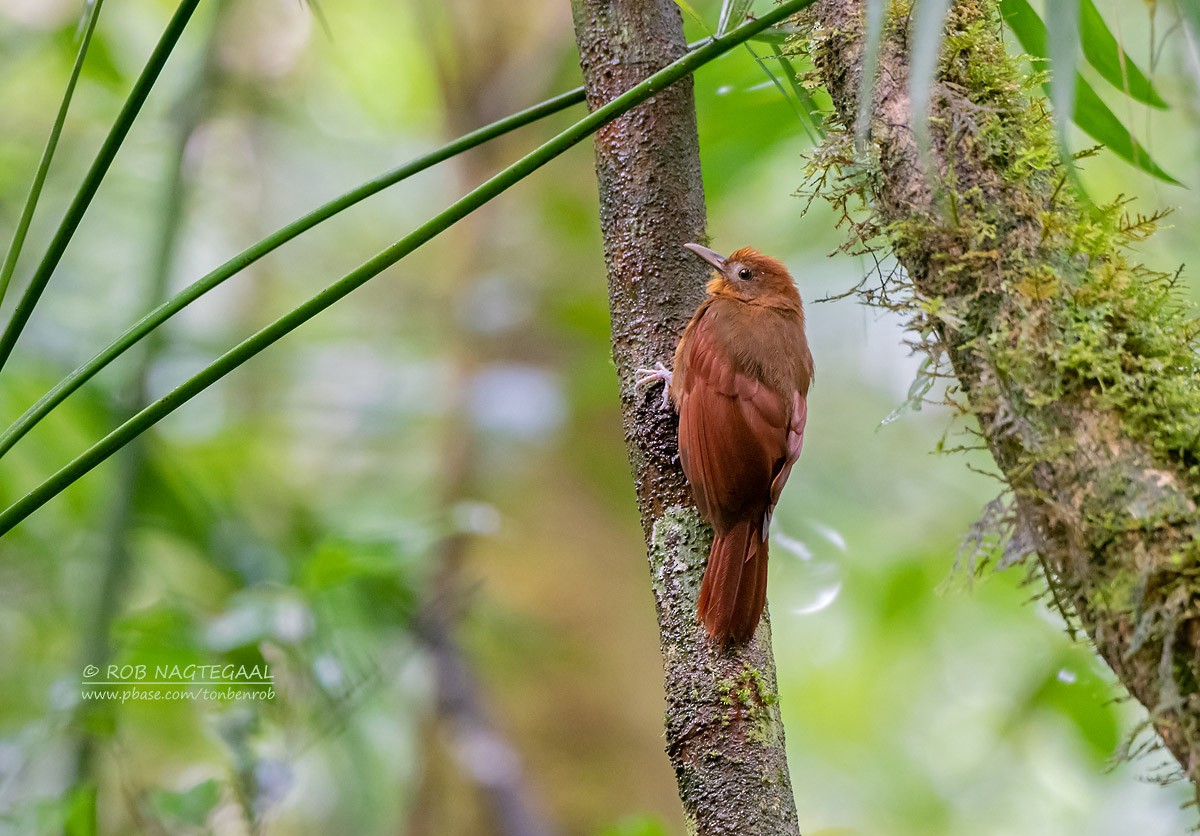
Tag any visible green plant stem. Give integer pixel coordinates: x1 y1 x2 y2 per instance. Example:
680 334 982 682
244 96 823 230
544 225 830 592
0 38 766 458
0 0 107 311
0 0 200 374
69 7 226 819
0 0 814 536
0 87 585 460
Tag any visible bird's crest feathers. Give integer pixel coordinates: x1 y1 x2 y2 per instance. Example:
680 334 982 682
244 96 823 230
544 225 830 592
704 246 800 304
725 247 790 279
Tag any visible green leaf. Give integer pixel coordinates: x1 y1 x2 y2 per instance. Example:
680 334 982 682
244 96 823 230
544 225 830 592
673 0 709 31
1072 77 1180 184
149 779 221 829
741 41 819 141
999 0 1047 53
1079 0 1167 108
1005 654 1120 760
770 43 825 138
747 24 803 45
63 783 98 836
1044 0 1080 151
718 0 755 34
301 539 407 591
599 815 671 836
55 19 122 87
1181 0 1200 38
999 0 1178 184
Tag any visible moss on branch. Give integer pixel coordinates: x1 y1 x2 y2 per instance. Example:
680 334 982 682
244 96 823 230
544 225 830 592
806 0 1200 787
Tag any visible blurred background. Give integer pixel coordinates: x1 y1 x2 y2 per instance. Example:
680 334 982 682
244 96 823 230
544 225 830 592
0 0 1199 833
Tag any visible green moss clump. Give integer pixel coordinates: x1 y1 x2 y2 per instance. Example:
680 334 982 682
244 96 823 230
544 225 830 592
717 667 779 743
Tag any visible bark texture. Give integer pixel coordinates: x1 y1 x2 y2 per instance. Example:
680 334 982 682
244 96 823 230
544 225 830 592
569 1 801 832
812 0 1200 788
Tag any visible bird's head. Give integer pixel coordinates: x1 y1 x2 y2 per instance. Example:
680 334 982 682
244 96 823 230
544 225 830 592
683 243 800 305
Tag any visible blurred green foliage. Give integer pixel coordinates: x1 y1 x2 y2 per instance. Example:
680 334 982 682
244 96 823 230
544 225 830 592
0 0 1198 834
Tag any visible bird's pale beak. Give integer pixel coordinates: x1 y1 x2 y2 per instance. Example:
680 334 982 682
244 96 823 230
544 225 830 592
683 243 727 272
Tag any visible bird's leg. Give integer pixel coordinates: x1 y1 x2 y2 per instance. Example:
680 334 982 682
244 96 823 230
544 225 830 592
634 362 673 409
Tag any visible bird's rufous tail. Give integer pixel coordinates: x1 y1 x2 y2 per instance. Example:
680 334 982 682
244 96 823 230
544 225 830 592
696 514 768 644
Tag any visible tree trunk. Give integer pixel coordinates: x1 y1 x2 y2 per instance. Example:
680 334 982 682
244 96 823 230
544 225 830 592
812 0 1200 791
569 1 802 833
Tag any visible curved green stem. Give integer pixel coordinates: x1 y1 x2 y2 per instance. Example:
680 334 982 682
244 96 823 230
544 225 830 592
0 38 773 457
0 0 200 374
0 87 584 460
0 0 814 536
0 0 108 311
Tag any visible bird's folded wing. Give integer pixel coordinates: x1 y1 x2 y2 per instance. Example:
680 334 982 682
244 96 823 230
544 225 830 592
770 390 807 510
676 311 791 532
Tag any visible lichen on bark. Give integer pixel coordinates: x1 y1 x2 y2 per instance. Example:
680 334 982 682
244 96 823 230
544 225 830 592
806 0 1200 789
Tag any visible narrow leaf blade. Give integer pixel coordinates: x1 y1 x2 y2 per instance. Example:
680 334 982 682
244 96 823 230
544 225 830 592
1079 0 1167 108
771 43 825 137
744 43 817 140
1044 0 1080 153
718 0 755 34
1000 0 1178 184
907 0 953 156
0 0 108 310
673 0 709 31
748 25 803 45
856 0 887 149
999 0 1047 54
1072 76 1180 183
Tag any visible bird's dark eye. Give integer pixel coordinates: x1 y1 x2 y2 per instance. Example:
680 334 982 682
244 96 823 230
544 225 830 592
737 268 752 280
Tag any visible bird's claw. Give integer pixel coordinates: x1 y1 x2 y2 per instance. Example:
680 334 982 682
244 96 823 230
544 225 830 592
634 362 673 409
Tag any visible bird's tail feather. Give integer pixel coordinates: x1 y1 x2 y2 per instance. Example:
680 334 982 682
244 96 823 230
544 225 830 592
696 515 768 643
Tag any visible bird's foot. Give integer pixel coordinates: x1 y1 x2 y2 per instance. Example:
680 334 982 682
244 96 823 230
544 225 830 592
634 362 673 409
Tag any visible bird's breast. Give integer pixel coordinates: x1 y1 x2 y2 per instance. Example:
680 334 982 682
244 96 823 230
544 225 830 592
706 300 812 397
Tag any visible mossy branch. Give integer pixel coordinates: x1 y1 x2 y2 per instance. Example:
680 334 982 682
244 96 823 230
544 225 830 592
810 0 1200 792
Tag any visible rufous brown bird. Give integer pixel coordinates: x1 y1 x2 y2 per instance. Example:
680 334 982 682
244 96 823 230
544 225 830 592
637 244 814 644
